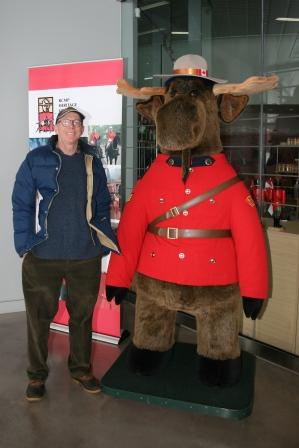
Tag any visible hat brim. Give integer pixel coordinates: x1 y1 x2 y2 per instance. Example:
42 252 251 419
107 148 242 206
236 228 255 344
153 74 227 84
55 108 85 124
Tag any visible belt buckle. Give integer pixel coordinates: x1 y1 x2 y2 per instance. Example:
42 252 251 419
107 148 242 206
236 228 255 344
167 227 178 239
169 206 180 217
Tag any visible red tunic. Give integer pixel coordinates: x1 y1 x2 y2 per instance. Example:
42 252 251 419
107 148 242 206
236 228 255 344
106 153 269 299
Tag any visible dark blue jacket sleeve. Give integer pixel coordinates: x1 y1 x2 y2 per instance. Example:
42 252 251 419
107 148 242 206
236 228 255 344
12 156 36 256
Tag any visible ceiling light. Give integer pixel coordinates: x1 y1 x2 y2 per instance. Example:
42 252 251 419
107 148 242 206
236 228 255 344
138 28 165 36
140 1 169 11
171 31 189 35
275 17 299 22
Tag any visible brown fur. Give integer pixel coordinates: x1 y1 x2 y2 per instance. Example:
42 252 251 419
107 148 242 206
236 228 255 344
218 94 248 123
134 274 241 359
137 78 248 157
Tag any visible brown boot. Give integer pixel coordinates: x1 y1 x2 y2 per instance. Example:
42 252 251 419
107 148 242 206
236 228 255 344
25 379 45 402
72 374 101 394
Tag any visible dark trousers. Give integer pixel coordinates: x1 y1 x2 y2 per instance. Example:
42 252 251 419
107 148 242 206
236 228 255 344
22 253 101 381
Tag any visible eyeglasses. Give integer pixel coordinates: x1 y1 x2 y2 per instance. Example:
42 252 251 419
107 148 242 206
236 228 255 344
58 119 82 127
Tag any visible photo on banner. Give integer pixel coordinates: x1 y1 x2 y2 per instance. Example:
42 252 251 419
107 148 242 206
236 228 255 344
28 58 123 343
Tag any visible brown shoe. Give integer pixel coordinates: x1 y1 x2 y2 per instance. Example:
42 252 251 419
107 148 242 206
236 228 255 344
25 380 45 402
72 374 101 394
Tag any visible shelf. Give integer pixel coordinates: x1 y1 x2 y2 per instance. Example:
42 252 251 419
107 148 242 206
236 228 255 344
239 171 299 177
278 144 299 148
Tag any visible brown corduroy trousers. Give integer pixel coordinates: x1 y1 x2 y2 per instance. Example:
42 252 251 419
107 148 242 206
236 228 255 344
22 252 101 381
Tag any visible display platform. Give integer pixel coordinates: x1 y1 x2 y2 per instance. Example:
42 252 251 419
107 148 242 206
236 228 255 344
100 342 256 419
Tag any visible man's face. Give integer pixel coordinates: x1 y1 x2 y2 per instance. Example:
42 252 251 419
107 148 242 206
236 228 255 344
54 112 84 145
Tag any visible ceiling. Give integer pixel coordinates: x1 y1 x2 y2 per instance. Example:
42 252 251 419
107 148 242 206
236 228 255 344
137 0 299 83
137 0 299 37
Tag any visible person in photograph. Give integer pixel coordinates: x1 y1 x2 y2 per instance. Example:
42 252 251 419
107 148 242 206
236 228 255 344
106 126 116 142
90 127 103 159
12 106 119 402
105 129 120 165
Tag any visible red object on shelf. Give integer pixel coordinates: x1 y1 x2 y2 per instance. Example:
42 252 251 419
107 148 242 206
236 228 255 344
263 187 273 202
251 185 263 202
272 188 286 204
264 177 274 202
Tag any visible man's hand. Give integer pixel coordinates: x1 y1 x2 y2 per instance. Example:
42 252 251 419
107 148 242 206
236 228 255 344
106 286 129 305
242 297 264 320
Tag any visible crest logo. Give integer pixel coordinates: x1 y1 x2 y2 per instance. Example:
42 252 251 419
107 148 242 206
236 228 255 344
37 97 54 132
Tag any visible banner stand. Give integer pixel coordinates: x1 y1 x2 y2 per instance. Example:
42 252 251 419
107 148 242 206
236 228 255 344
50 322 120 345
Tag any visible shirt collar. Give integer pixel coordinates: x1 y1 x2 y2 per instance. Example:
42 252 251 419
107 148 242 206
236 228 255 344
166 155 215 167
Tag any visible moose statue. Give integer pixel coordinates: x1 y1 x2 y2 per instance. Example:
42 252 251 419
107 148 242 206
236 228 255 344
105 54 278 387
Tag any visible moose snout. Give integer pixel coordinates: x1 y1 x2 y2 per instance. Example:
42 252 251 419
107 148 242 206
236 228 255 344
156 95 206 151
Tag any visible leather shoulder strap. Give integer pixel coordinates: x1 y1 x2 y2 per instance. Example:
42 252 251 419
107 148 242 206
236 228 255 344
150 176 240 227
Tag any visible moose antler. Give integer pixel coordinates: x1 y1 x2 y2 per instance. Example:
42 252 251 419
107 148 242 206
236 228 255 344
116 79 166 99
213 75 279 96
117 75 279 99
140 86 166 96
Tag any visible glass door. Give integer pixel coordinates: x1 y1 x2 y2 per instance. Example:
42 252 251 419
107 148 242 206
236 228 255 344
136 0 299 223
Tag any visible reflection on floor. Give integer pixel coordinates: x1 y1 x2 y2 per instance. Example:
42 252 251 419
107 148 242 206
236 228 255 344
1 311 299 448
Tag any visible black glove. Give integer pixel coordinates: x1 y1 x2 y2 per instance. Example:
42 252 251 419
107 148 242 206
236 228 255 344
242 297 264 320
106 285 129 305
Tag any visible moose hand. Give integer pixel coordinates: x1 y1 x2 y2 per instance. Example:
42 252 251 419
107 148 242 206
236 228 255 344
106 285 129 305
242 297 264 320
116 79 150 100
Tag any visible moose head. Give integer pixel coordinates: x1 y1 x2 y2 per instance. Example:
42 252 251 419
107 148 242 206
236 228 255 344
117 54 278 179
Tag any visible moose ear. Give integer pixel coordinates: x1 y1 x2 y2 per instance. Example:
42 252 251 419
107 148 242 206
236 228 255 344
136 96 164 122
218 94 249 123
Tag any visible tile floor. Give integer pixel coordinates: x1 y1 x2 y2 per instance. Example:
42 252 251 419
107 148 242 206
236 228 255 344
0 311 298 448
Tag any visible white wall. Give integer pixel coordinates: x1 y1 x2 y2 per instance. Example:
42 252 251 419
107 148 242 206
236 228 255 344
0 0 121 313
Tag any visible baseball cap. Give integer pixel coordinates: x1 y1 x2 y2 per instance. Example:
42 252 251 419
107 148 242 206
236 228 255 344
55 107 85 124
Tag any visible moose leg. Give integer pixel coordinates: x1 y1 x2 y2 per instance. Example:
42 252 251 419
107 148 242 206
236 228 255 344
129 287 176 375
195 291 242 386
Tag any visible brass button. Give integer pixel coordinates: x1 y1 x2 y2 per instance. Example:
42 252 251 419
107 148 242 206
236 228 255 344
209 258 216 264
168 158 174 166
159 198 165 203
185 188 191 195
150 252 156 257
183 210 189 216
178 252 185 259
209 198 216 204
189 167 193 173
205 158 213 166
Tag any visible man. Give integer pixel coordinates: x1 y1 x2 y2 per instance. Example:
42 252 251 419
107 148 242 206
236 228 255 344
12 107 119 402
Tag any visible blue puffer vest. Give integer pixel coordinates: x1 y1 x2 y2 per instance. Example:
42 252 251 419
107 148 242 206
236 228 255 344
12 136 119 257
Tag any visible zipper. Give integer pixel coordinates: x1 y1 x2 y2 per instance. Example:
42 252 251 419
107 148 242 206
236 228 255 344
45 151 61 236
90 226 96 245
